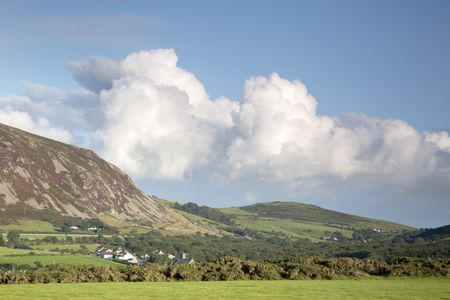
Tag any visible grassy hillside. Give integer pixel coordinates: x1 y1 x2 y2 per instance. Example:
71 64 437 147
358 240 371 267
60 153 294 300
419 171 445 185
161 199 415 241
0 220 57 232
0 279 449 300
218 201 413 240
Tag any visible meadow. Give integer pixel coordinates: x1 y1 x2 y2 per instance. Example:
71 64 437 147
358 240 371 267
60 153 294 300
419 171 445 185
0 278 448 299
0 254 121 266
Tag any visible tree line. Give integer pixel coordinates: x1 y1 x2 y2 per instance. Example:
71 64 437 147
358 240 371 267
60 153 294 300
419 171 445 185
173 202 235 226
3 228 449 261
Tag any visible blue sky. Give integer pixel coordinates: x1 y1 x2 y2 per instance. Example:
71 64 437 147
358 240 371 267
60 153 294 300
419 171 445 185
1 0 450 227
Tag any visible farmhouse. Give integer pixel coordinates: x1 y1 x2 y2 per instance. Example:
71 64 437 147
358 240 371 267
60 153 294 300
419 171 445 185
95 247 114 259
115 250 137 262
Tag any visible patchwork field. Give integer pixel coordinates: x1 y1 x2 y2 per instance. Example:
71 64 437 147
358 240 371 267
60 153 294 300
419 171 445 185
0 278 448 299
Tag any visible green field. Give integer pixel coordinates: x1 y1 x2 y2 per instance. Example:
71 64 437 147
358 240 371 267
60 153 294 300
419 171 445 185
1 233 107 241
32 243 99 252
0 244 98 256
0 247 52 256
0 255 122 266
0 220 57 232
0 278 448 299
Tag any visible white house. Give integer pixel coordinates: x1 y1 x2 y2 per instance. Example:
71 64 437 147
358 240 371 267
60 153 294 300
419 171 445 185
116 251 136 261
103 250 114 259
95 247 114 259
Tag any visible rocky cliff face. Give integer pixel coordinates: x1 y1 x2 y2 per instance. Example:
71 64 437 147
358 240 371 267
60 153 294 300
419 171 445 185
0 123 199 232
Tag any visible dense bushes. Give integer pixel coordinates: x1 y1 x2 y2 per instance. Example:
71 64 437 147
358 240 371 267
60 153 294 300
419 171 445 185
0 257 448 284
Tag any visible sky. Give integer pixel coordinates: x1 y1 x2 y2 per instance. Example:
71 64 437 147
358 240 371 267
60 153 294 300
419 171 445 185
0 0 449 227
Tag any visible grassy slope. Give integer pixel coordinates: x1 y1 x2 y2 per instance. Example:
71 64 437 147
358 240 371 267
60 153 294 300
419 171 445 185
219 202 413 240
0 278 449 300
0 220 57 232
156 199 227 236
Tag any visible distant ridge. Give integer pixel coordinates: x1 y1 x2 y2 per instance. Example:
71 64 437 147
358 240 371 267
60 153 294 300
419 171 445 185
237 201 413 231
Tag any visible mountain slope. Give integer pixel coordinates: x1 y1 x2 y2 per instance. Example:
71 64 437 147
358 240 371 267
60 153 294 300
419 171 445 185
0 123 203 232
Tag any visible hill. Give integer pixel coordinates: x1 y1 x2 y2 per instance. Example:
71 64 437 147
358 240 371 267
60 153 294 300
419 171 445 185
414 225 450 239
0 122 204 233
164 199 414 241
216 201 414 240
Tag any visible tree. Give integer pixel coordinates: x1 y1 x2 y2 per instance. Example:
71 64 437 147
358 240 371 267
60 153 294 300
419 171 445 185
7 231 20 244
0 234 5 246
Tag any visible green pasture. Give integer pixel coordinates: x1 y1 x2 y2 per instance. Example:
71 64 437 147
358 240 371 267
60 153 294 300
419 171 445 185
236 217 353 239
18 233 110 240
0 278 448 299
32 243 99 252
0 247 51 256
0 220 56 232
0 255 121 266
0 244 98 257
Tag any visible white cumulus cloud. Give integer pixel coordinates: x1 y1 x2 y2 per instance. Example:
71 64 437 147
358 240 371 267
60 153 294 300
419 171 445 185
226 73 441 182
75 49 239 179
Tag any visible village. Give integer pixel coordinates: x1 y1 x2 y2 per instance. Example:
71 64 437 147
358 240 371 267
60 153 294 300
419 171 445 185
94 246 195 266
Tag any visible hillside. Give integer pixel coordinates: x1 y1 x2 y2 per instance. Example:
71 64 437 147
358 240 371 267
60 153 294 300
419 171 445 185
162 199 414 241
218 201 414 240
410 225 450 240
0 122 204 233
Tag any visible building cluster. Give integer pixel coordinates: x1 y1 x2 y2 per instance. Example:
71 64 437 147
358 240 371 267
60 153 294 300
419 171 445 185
95 246 194 265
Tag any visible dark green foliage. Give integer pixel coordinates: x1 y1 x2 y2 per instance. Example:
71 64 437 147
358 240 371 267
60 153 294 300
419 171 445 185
0 234 5 246
7 231 20 244
119 229 449 263
174 202 235 225
42 236 59 244
409 225 450 240
0 257 448 284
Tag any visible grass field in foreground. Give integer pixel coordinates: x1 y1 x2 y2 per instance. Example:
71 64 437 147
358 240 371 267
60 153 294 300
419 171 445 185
0 278 449 300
